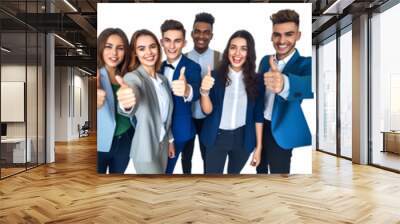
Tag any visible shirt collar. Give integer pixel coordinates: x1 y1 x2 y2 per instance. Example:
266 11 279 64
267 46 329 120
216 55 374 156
150 73 163 84
277 49 296 66
167 54 182 68
228 66 243 78
192 48 212 57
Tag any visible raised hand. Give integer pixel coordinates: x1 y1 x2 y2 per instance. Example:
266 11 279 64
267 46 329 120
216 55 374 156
171 67 189 97
200 65 214 92
264 55 284 93
116 75 136 110
97 69 106 109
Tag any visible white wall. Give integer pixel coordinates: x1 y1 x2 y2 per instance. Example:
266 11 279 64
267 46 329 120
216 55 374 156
54 66 89 141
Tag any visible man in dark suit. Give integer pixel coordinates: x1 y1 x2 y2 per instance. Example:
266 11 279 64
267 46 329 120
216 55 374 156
159 19 202 174
257 9 313 174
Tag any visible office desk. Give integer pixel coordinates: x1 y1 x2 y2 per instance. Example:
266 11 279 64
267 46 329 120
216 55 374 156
1 138 31 163
381 131 400 154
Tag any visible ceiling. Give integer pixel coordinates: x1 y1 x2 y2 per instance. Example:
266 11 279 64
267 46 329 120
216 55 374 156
0 0 393 75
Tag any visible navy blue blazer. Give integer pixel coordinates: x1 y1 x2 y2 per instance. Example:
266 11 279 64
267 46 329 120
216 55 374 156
200 70 265 153
259 49 313 149
160 55 202 142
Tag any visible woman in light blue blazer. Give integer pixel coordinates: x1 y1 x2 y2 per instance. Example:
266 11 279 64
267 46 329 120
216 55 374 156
97 28 135 174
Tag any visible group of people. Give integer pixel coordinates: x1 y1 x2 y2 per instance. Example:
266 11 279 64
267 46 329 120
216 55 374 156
97 9 313 174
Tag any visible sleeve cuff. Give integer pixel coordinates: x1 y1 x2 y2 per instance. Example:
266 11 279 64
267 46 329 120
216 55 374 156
119 103 134 114
278 74 290 100
183 84 193 102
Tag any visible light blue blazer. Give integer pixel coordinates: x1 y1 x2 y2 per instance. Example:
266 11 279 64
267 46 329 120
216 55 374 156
97 67 134 152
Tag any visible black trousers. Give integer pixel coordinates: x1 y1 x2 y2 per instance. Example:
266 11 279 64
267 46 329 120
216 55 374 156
181 118 206 174
256 120 292 174
205 126 250 174
97 127 134 174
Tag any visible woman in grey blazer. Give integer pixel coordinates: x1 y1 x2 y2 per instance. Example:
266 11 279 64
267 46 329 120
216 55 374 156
117 29 175 174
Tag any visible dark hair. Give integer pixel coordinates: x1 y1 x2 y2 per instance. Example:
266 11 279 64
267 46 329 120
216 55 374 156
194 12 215 27
129 29 162 72
160 19 186 38
270 9 299 27
217 30 258 99
97 28 130 76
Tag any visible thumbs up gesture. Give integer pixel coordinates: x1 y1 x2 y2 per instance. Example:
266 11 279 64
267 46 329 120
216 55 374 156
116 75 136 110
97 69 106 109
171 67 189 97
200 65 214 92
264 55 284 93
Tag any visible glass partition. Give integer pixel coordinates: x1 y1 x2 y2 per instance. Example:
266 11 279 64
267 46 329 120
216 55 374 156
317 36 337 155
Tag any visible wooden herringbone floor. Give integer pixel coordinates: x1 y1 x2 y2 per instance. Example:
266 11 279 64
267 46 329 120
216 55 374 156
1 134 400 223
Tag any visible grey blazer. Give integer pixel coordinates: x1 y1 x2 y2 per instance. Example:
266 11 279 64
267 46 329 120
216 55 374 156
118 65 173 174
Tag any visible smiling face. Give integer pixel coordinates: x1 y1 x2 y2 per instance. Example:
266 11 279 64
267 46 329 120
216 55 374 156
102 34 125 70
161 30 186 63
228 37 248 72
135 35 159 70
191 22 213 54
271 22 301 60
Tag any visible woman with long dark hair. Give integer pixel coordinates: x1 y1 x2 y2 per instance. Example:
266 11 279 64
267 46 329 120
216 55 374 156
97 28 134 174
200 30 264 174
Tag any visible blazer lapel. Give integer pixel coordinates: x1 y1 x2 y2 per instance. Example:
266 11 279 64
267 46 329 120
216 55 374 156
161 79 173 130
282 49 299 75
100 67 115 118
137 66 162 124
216 75 226 106
173 56 185 81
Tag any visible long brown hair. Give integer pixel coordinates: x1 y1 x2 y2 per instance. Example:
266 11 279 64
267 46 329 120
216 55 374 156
128 29 162 72
217 30 258 99
97 28 130 76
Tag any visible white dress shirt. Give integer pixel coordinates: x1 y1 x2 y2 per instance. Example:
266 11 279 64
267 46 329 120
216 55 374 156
263 50 294 121
150 74 170 142
219 68 247 130
163 55 193 102
187 48 216 119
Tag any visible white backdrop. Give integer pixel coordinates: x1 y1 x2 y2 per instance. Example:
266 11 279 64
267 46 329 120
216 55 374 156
98 3 313 174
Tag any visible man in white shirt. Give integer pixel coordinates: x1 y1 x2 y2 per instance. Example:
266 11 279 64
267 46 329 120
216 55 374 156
183 12 222 174
159 20 202 174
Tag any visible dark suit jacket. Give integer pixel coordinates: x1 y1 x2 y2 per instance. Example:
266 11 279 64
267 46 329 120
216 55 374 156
200 70 264 153
258 49 313 149
160 55 202 142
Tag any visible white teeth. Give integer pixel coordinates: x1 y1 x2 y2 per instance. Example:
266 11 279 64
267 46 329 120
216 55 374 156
233 57 241 62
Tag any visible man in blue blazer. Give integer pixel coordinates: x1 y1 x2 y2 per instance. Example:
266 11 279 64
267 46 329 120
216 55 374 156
257 9 313 174
159 19 202 174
